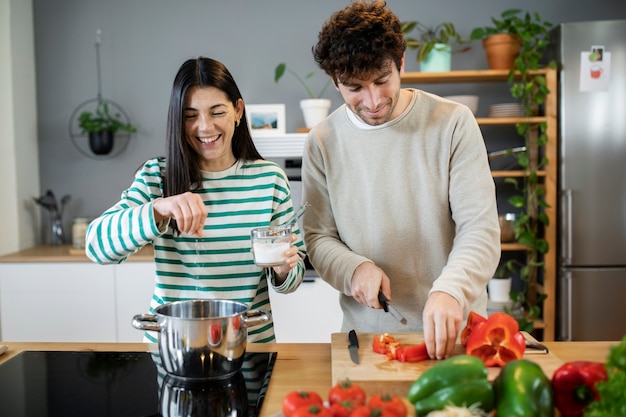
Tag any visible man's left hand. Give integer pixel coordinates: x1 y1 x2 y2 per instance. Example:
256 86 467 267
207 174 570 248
422 292 463 360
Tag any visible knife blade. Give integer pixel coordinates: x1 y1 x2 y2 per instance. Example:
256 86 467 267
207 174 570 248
348 329 360 364
378 290 407 325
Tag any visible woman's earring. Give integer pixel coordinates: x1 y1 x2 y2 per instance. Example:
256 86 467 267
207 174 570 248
235 119 241 127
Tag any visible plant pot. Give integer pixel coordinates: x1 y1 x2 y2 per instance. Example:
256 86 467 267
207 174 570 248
300 98 331 129
488 277 512 302
481 34 521 70
420 43 452 72
89 130 115 155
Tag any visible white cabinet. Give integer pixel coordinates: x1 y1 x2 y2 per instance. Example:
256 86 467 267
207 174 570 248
0 263 117 342
269 278 343 343
0 261 154 342
114 262 155 342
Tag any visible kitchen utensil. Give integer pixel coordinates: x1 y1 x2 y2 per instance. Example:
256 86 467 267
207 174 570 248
378 290 407 325
348 329 360 364
284 201 310 227
132 299 271 379
0 345 7 356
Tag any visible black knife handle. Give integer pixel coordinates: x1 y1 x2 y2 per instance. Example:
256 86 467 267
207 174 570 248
348 329 359 348
378 290 389 312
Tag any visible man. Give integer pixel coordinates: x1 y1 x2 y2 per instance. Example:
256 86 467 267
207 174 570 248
301 1 500 359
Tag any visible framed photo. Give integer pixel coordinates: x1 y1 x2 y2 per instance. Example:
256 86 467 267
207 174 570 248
246 104 286 136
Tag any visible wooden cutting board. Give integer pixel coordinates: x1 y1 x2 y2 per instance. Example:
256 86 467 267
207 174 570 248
331 332 563 398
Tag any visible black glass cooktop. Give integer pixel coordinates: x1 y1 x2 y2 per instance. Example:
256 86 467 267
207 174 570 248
0 350 276 417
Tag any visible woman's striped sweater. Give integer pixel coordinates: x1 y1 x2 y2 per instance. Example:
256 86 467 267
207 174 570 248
86 157 306 343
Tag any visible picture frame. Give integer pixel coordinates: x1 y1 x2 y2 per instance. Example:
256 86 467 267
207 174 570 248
246 104 286 136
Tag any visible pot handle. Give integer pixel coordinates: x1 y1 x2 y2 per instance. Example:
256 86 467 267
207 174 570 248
132 313 160 332
243 309 271 328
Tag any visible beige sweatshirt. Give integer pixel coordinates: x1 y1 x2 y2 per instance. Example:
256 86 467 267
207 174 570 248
302 88 500 333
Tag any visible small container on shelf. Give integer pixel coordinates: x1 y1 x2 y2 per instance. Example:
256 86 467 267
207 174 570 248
72 217 90 249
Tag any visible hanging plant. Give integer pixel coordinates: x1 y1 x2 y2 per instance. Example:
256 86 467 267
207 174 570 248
496 9 555 333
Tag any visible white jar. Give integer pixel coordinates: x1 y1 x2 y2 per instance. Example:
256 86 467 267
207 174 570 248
72 217 89 249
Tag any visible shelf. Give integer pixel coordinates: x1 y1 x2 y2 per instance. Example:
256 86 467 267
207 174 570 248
492 170 546 178
401 68 558 341
401 68 551 84
501 243 527 251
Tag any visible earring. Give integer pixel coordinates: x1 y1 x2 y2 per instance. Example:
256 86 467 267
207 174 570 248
235 119 241 127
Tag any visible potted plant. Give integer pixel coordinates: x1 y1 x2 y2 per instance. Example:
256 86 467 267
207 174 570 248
274 62 332 129
470 9 553 70
488 260 516 303
78 100 137 155
401 21 470 72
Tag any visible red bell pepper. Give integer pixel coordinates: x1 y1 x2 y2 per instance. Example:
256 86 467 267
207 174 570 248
552 361 608 417
372 333 429 362
465 311 525 367
395 343 429 362
461 311 487 347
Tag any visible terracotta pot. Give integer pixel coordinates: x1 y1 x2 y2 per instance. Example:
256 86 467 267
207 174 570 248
481 34 521 70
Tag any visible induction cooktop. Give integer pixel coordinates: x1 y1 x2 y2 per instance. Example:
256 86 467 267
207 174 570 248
0 350 276 417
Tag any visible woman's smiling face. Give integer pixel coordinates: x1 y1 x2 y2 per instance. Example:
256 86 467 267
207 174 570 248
184 86 243 171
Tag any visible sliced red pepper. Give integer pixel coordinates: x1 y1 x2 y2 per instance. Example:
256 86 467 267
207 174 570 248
465 312 525 367
551 361 608 417
461 311 487 347
395 343 429 362
372 333 397 355
372 333 428 362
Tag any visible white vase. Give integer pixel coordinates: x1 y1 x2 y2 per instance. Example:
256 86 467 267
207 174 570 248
300 98 331 128
487 277 512 302
420 43 452 73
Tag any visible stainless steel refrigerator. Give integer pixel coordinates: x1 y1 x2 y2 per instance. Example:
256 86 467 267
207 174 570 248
548 20 626 341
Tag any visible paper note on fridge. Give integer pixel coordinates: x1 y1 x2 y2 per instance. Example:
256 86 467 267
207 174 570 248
580 47 611 91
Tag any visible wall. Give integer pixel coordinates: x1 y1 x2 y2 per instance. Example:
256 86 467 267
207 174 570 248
1 0 40 256
23 0 626 248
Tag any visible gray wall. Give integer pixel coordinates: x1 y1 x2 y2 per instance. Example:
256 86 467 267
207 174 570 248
33 0 624 243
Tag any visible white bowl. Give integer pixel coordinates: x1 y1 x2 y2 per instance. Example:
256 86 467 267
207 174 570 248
443 95 479 115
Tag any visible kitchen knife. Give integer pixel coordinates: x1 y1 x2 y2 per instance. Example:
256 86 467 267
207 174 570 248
348 329 360 364
378 290 407 325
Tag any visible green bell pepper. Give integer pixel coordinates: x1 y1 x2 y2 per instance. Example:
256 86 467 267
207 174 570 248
407 355 494 416
493 359 554 417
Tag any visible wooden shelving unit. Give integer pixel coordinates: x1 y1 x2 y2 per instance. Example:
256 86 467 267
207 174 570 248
401 68 557 341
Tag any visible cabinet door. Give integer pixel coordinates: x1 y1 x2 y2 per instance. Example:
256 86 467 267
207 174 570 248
0 263 116 342
269 278 343 343
114 262 155 342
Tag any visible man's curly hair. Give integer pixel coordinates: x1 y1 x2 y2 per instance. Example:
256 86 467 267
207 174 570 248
313 1 406 84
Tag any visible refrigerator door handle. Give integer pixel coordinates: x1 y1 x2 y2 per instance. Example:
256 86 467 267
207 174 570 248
559 271 573 341
561 189 573 265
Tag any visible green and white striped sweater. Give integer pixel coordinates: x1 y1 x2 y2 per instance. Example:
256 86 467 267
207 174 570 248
86 157 306 343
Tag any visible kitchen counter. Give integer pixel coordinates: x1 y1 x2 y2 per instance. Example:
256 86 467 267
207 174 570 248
0 339 617 417
0 244 154 262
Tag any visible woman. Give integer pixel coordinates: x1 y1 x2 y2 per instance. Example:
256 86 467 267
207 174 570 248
86 57 306 343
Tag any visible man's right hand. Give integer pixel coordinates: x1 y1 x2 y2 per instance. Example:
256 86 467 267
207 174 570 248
350 261 392 309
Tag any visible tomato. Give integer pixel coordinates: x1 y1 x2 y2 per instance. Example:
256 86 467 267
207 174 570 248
367 394 407 417
292 404 333 417
282 391 324 417
350 404 397 417
328 399 359 417
328 378 367 405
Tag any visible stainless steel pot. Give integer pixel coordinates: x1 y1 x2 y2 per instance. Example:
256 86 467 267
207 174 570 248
132 299 271 379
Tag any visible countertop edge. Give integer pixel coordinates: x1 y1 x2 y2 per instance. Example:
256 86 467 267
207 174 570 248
0 244 154 263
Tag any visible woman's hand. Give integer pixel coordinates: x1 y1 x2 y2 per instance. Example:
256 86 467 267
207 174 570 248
271 234 300 284
153 192 207 237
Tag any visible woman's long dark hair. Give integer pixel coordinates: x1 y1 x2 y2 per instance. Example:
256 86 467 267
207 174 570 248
163 57 262 199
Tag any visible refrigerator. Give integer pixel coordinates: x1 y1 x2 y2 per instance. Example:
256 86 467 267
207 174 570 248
548 20 626 341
